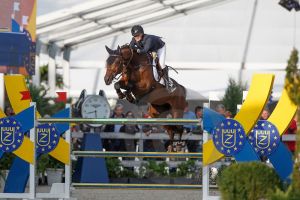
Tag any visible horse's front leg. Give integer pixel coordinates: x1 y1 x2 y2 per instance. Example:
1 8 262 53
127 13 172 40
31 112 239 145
114 81 125 99
172 109 184 142
124 82 136 103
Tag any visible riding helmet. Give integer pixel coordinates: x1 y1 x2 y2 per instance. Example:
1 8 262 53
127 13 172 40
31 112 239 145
131 25 144 36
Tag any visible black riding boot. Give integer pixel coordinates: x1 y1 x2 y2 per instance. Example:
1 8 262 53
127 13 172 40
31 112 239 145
163 67 176 93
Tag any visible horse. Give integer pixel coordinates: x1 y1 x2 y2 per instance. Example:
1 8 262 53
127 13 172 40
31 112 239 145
103 44 187 146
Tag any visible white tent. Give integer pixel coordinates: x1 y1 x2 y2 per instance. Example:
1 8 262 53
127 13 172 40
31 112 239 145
36 0 300 99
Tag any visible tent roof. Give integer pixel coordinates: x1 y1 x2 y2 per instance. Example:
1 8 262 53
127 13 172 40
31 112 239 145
36 0 300 99
37 0 231 48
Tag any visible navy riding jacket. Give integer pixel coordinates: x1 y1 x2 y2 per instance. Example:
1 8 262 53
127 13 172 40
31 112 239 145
129 34 165 54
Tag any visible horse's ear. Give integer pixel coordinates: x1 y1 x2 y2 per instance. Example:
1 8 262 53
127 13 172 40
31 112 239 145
105 45 114 55
117 45 121 53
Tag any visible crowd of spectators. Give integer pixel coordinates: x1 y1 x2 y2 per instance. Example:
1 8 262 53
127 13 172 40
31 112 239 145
101 102 204 153
72 102 298 156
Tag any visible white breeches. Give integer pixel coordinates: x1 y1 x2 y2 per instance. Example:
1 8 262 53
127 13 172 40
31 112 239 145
152 45 166 84
157 45 166 69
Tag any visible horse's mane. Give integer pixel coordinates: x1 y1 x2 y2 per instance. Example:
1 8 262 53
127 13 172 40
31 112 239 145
121 44 131 49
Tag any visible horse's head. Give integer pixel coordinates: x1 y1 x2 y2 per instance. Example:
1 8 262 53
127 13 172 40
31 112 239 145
104 46 123 85
104 45 134 85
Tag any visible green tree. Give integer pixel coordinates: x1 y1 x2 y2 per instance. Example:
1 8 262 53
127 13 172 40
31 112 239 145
218 162 282 200
284 48 300 199
39 65 64 89
222 78 246 116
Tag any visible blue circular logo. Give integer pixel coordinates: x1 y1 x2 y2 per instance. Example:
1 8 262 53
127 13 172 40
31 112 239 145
0 118 24 152
248 120 280 157
212 119 246 156
36 123 60 153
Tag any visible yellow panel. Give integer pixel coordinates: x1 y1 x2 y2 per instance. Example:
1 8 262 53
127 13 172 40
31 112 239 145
268 89 297 135
27 0 37 41
203 140 224 165
4 75 69 165
13 137 34 163
4 75 33 114
203 74 274 166
49 138 70 165
0 108 5 118
235 74 274 134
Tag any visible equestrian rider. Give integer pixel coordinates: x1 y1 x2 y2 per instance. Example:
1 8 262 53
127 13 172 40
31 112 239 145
129 25 176 93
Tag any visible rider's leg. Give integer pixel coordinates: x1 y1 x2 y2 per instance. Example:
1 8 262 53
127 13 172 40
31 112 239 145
157 45 176 93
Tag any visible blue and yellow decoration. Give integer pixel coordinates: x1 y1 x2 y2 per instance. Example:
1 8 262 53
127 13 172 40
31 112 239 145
4 108 70 193
0 106 34 163
248 120 293 181
204 74 296 181
3 75 70 193
248 121 280 157
0 118 24 153
213 119 246 156
211 118 259 162
36 123 60 154
204 74 275 165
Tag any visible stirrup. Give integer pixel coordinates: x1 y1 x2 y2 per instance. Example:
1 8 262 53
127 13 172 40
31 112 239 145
165 78 176 93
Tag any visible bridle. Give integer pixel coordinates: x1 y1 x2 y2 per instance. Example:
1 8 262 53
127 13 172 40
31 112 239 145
107 47 134 81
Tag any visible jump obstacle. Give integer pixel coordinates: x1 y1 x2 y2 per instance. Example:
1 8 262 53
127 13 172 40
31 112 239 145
0 73 297 200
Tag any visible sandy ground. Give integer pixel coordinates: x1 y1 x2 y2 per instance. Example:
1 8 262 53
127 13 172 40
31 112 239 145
0 186 220 200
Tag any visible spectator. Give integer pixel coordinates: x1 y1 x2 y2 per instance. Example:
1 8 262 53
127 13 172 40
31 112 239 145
183 103 197 153
283 117 297 153
216 104 226 117
5 106 14 116
120 111 140 152
103 104 125 151
194 106 203 134
259 108 270 162
183 102 197 133
260 109 270 120
195 106 203 120
225 110 232 119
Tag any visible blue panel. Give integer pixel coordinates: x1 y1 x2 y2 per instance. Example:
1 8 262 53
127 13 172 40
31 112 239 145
11 19 20 32
4 157 28 193
13 106 34 132
268 142 293 181
0 32 30 66
52 108 70 133
203 108 225 133
234 141 260 162
73 133 109 183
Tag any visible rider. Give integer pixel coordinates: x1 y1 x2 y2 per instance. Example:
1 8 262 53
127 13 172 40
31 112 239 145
129 25 176 93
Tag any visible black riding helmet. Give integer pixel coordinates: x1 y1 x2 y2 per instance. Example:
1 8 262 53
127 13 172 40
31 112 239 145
131 25 144 36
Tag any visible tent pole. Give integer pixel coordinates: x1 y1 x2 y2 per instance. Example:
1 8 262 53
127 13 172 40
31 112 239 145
239 0 258 84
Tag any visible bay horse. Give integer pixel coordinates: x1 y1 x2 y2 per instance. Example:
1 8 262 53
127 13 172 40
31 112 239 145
103 44 187 145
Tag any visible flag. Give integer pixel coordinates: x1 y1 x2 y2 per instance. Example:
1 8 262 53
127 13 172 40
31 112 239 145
20 91 31 100
22 16 28 26
56 92 67 103
13 2 20 11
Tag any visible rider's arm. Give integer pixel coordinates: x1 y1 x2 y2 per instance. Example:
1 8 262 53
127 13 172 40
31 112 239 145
138 37 152 54
130 38 138 49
